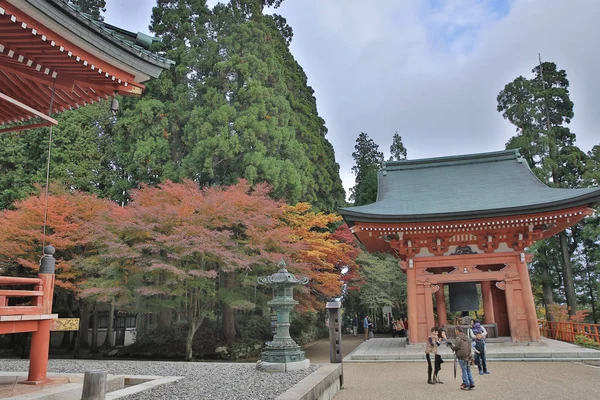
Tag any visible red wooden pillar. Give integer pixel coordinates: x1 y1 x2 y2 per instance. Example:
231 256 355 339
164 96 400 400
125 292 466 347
504 280 518 342
24 246 55 384
424 283 435 332
406 260 418 344
481 280 495 324
27 318 52 383
435 284 447 326
515 253 541 341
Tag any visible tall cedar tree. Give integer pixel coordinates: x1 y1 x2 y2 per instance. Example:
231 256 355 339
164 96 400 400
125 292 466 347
350 132 384 206
497 62 589 316
389 132 407 162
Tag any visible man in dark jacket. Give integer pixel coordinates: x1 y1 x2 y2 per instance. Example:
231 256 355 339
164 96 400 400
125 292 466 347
450 327 475 390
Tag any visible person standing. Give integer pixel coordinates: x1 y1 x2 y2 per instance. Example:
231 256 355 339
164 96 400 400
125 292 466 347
352 314 358 337
392 317 405 338
471 332 490 375
434 327 447 384
368 316 375 339
425 327 439 384
449 327 475 390
363 315 369 341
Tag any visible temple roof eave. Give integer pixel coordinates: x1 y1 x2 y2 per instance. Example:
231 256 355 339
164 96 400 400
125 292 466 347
340 189 600 227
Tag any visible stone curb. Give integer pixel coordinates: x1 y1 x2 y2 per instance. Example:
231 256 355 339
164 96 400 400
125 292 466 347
276 364 343 400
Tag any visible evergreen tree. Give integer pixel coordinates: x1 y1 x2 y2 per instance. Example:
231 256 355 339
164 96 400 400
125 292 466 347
497 61 588 316
71 0 106 20
350 132 383 206
389 132 407 162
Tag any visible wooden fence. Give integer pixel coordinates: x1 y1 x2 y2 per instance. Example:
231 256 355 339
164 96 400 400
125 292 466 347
538 320 600 344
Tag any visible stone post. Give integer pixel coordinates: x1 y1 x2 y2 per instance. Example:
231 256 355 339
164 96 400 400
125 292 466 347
326 301 342 363
81 370 107 400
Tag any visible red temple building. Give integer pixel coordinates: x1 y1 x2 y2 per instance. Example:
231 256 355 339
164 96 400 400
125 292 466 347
0 0 173 131
0 0 172 383
340 150 600 344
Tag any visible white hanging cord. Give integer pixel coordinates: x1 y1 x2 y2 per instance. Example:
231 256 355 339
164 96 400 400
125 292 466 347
41 79 57 253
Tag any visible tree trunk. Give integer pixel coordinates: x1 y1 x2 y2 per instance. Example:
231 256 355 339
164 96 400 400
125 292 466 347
558 232 577 317
102 301 115 348
79 300 92 348
158 307 173 332
184 322 199 361
221 272 236 345
90 305 98 354
540 257 555 322
60 293 75 348
585 257 598 324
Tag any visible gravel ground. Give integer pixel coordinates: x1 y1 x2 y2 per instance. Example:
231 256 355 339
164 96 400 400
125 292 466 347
0 359 321 400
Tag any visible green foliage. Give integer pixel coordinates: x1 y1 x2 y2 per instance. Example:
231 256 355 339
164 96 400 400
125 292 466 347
355 252 406 312
289 311 328 345
497 61 594 318
389 132 407 161
574 334 600 350
71 0 106 20
350 132 384 205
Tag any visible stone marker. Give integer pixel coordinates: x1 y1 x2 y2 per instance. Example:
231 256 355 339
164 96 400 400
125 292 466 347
81 370 106 400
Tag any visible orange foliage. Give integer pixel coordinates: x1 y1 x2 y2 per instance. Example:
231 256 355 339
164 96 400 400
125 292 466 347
547 304 590 323
282 203 360 311
0 187 117 291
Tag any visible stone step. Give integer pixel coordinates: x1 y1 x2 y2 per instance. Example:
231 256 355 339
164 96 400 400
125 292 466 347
348 352 600 361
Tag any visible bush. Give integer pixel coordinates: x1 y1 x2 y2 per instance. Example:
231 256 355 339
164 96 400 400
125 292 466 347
574 334 600 350
289 311 328 346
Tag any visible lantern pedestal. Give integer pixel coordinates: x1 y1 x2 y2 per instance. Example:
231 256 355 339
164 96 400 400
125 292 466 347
256 359 310 372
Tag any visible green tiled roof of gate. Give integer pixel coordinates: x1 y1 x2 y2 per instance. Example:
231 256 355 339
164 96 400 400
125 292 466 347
340 149 600 224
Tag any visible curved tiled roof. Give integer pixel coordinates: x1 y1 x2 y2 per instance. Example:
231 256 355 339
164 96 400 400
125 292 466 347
340 149 600 224
60 0 175 68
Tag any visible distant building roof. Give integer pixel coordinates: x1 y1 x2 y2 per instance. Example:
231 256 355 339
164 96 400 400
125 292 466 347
340 149 600 225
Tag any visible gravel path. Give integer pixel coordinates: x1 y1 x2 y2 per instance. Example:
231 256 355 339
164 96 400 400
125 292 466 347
0 359 320 399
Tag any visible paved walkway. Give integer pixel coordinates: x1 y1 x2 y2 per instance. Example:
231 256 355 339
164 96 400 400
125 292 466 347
346 336 600 361
304 335 600 400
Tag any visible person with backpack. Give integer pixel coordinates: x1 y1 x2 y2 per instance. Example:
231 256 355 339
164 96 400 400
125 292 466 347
449 327 475 390
468 320 487 339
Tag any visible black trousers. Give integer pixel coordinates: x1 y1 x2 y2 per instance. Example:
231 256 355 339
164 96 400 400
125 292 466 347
426 353 433 380
434 354 443 375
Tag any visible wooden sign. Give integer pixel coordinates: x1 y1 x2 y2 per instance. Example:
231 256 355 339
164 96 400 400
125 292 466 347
50 318 80 331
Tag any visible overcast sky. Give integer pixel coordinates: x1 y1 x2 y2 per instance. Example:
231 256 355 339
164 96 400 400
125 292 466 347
105 0 599 197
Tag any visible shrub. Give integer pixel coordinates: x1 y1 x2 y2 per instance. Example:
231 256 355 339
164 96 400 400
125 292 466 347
289 310 328 345
574 334 600 350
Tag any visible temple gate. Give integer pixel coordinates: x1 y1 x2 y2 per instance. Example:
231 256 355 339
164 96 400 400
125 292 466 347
340 150 600 344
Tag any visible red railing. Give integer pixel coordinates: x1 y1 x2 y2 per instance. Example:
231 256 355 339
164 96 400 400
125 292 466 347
0 276 45 315
538 319 600 344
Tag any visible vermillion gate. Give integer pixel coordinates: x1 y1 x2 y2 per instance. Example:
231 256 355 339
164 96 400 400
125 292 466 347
341 150 600 344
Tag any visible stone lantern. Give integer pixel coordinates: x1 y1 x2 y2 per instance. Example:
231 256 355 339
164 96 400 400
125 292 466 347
256 259 310 372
